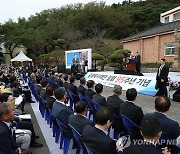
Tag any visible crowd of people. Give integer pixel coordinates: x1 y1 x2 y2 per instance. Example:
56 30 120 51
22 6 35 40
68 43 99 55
0 65 179 154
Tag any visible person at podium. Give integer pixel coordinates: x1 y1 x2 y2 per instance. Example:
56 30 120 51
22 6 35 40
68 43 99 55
134 52 141 73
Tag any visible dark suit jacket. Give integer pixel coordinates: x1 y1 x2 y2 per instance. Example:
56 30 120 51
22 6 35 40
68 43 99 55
52 101 74 138
63 82 69 89
145 112 180 139
85 89 96 100
46 95 56 109
82 125 117 154
54 78 63 87
156 65 169 83
92 93 107 106
107 95 124 131
68 83 79 102
35 84 42 95
107 94 124 115
68 114 95 134
40 88 47 100
123 141 161 154
77 85 86 96
0 121 17 154
120 101 144 126
12 90 20 97
68 83 78 95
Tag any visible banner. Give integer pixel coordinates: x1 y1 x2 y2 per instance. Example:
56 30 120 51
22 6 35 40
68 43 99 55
84 72 157 96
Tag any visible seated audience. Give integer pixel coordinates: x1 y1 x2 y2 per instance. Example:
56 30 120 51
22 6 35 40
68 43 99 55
77 77 86 96
85 80 95 99
35 75 42 95
68 75 79 102
1 93 43 148
82 107 122 154
0 102 21 154
107 85 124 115
107 85 124 133
52 87 74 139
92 83 106 106
68 100 95 134
46 85 56 109
54 73 63 87
120 88 144 139
123 117 170 154
63 74 69 89
40 80 48 99
145 96 180 153
10 82 26 112
120 88 144 126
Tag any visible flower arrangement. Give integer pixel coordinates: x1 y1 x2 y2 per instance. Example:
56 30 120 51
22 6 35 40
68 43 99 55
168 78 180 91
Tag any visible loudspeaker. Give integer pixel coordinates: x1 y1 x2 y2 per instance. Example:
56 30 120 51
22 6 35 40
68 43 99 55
173 88 180 102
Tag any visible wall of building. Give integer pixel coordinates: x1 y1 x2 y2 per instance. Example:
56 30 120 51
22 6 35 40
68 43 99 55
123 33 175 63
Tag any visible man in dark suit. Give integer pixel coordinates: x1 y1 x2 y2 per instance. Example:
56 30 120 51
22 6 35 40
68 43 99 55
107 85 124 133
40 80 48 100
123 117 169 154
120 88 144 126
107 85 124 115
71 61 78 76
85 80 96 99
82 107 123 154
77 77 86 96
46 85 56 109
35 75 42 95
54 73 63 87
67 75 79 102
134 52 141 74
52 87 74 139
63 74 69 89
145 96 180 150
156 58 169 96
92 83 106 106
68 100 95 134
120 88 144 139
0 102 21 154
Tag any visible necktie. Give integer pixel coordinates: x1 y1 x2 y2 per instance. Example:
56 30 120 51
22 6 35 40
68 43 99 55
158 66 163 76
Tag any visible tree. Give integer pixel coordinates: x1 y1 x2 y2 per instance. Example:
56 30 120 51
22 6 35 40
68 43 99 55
109 49 131 70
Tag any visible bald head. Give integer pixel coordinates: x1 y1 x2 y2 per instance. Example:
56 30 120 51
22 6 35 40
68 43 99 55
155 96 171 112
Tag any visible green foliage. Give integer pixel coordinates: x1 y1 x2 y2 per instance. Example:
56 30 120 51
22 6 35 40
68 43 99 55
92 53 104 60
142 62 173 68
109 49 131 69
0 0 179 56
37 54 51 60
55 46 60 50
28 53 37 61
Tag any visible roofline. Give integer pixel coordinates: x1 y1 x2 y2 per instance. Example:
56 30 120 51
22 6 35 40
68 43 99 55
122 28 180 43
161 6 180 17
161 8 180 17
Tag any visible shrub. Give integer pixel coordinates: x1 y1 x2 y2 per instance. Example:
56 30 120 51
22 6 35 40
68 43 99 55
109 49 131 69
28 53 37 61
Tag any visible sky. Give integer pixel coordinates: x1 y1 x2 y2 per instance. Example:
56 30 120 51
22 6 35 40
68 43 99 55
0 0 138 24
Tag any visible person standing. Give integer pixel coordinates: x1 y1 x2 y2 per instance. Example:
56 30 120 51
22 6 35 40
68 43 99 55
156 58 169 96
134 52 141 73
71 61 78 76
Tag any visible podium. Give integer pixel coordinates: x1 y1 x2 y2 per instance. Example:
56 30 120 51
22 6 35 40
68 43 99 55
127 59 136 71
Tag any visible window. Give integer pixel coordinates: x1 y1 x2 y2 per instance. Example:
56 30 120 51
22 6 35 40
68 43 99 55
165 16 169 23
164 42 175 55
173 12 180 20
